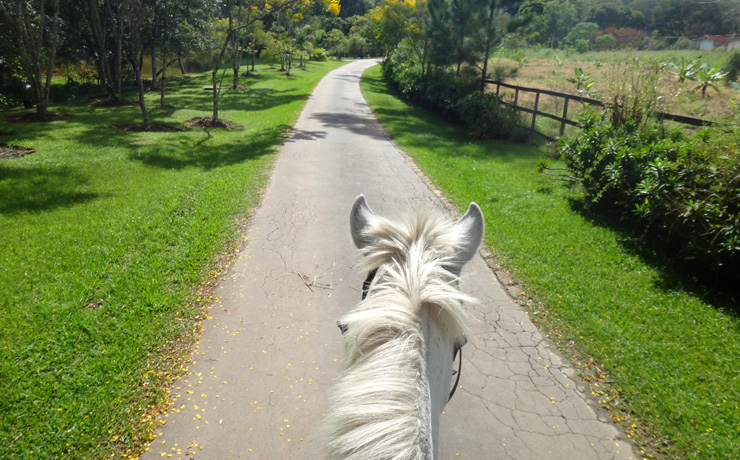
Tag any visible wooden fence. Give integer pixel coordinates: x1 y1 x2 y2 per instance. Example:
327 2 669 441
486 80 714 142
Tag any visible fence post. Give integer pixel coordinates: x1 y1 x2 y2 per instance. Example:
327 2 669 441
560 96 570 137
531 91 540 134
496 83 500 97
514 88 519 108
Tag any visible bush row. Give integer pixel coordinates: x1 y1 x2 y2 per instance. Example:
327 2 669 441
380 46 526 141
558 111 740 280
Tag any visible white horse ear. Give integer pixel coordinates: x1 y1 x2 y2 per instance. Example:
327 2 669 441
350 195 377 249
453 202 484 265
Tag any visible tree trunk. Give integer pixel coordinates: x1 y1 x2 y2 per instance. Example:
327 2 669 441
251 48 256 71
134 54 150 128
178 57 186 74
108 0 124 102
160 45 167 107
212 67 219 122
151 42 158 90
480 0 496 91
12 0 61 118
86 0 114 98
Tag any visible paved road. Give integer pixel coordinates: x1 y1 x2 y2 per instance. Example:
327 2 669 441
142 60 638 459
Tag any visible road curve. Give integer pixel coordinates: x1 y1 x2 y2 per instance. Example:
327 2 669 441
141 59 638 460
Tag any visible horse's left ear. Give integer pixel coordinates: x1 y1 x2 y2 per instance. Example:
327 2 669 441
453 202 484 265
350 195 377 249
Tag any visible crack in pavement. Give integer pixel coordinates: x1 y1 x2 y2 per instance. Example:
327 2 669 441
140 59 638 460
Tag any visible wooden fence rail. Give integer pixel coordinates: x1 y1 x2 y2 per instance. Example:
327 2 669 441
486 80 714 142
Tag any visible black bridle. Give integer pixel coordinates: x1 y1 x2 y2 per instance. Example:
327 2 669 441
338 268 463 402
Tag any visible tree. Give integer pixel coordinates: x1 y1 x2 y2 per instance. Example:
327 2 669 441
474 0 530 90
124 0 151 127
563 21 598 45
1 0 61 117
326 28 346 58
586 3 645 30
523 0 581 47
427 0 478 75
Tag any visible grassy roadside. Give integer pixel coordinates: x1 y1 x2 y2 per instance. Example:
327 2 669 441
0 59 347 459
360 63 739 460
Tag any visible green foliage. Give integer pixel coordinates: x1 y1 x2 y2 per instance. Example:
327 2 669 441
345 34 369 58
671 37 692 50
574 38 589 54
566 67 593 94
457 91 527 140
558 111 740 275
593 33 616 51
667 56 698 83
689 60 729 98
723 50 740 82
563 22 599 45
310 47 328 61
382 49 478 119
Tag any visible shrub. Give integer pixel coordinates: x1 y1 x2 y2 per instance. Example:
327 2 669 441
457 91 527 141
381 40 526 139
557 111 740 277
575 39 590 54
671 37 693 50
594 33 616 51
310 48 328 61
723 50 740 82
381 45 478 120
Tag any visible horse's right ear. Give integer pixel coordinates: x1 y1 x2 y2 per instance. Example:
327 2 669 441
452 202 485 266
350 195 377 249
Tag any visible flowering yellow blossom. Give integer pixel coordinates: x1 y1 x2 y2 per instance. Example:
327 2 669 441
327 0 340 15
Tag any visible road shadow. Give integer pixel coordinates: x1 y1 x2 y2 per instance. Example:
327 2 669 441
285 127 328 142
309 112 387 140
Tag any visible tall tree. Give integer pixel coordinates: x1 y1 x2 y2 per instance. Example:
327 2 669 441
427 0 479 75
1 0 61 117
475 0 529 89
124 0 151 127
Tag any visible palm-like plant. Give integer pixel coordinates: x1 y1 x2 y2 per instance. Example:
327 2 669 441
567 67 594 95
689 61 729 98
668 57 698 83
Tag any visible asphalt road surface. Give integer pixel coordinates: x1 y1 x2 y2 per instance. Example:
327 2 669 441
141 59 638 460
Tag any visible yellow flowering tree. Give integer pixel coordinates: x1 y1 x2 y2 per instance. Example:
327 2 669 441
369 0 428 70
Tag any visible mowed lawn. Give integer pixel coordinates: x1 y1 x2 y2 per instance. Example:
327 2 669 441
0 59 346 458
361 64 739 460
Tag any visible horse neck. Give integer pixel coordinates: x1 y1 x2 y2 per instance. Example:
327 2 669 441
420 303 458 460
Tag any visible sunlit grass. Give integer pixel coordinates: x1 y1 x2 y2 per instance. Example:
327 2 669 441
490 48 736 121
361 63 740 460
0 59 347 458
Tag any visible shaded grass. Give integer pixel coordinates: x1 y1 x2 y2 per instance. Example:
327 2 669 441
361 63 740 460
0 59 347 458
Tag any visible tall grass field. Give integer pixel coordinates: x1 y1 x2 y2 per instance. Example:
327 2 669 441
361 63 739 460
0 59 346 458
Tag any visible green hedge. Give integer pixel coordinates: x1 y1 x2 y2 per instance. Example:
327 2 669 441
558 111 740 280
381 45 525 140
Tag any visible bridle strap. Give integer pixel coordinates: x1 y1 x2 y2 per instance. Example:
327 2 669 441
449 346 462 402
361 267 378 301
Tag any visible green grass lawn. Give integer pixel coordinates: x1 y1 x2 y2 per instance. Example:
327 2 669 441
0 59 346 459
361 64 739 460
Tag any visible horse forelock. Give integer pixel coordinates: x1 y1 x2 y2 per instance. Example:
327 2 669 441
324 208 474 460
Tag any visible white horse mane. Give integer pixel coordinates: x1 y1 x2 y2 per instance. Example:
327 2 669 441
324 203 479 460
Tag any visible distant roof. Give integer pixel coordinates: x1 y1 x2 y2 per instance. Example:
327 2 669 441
706 35 731 46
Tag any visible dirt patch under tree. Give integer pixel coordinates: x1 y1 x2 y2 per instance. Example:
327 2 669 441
0 144 35 160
